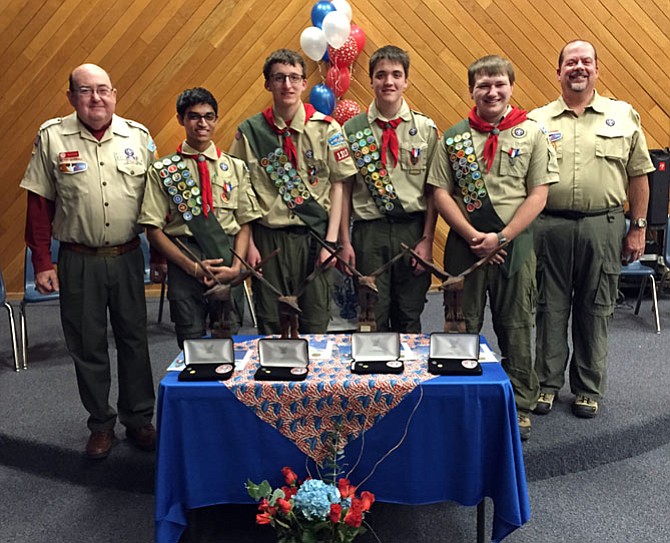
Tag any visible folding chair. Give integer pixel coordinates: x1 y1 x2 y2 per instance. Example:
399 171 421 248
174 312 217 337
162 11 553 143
0 269 20 371
20 240 60 369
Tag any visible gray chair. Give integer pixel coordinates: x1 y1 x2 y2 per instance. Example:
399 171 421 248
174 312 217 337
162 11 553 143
0 268 20 371
20 240 60 369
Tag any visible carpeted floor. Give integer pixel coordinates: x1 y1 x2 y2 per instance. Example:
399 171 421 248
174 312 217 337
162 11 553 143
1 287 669 542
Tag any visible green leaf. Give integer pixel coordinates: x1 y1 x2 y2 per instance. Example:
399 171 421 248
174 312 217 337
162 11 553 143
246 479 272 501
271 487 286 504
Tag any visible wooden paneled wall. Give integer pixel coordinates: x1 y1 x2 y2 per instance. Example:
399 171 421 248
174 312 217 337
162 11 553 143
2 0 670 294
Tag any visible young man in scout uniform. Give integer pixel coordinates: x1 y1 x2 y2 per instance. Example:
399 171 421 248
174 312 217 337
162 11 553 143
427 55 559 441
230 49 358 335
529 40 653 419
339 45 438 333
20 63 156 458
140 87 260 347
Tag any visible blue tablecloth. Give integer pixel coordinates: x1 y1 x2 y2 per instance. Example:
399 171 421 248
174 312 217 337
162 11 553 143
155 337 529 543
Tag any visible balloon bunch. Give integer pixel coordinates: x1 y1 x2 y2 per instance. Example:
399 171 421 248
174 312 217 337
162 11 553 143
300 0 365 126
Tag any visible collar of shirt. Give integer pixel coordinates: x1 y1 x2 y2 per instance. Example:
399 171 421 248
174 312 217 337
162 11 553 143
367 98 412 124
181 140 218 161
552 90 607 118
62 112 133 141
272 101 307 134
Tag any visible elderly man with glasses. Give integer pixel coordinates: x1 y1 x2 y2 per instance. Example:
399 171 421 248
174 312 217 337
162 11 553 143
230 49 357 334
20 63 157 459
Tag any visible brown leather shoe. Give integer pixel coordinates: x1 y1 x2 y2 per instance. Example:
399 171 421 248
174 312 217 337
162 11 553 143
126 423 156 452
86 429 115 459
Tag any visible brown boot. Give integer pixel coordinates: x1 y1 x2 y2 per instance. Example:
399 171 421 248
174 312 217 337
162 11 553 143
126 423 156 452
86 429 115 459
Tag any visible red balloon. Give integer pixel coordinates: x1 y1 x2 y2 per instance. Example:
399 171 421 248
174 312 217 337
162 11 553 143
325 65 351 98
328 34 359 68
333 99 361 125
349 24 366 54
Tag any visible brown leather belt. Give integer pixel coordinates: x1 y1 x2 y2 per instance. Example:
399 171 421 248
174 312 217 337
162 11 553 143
61 237 140 257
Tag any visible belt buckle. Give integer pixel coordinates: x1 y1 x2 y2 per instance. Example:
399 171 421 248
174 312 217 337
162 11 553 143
96 246 120 257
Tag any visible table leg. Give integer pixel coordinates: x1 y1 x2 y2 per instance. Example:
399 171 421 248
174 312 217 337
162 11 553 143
477 499 486 543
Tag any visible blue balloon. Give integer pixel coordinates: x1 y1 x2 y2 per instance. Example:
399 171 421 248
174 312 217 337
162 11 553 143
322 48 330 63
309 83 336 115
311 0 335 29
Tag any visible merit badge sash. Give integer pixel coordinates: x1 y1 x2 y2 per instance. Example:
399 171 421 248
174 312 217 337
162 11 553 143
345 113 411 220
238 113 328 238
151 154 232 264
443 119 532 278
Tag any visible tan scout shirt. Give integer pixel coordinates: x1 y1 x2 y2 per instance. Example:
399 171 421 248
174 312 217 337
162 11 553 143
344 100 438 221
428 116 558 224
139 141 260 237
528 92 655 211
230 103 358 229
20 112 154 247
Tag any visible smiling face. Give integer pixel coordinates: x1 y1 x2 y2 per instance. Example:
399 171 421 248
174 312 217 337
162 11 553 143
558 41 598 97
470 73 513 124
67 64 117 130
371 59 408 114
265 61 307 115
178 103 217 152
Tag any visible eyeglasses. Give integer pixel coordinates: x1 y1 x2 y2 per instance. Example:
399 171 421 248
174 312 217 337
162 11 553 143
269 73 305 85
74 86 114 97
185 112 217 122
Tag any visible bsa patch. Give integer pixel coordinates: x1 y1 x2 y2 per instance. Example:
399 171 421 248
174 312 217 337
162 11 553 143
512 127 526 138
59 161 88 174
328 133 345 147
334 147 350 162
606 119 615 127
305 149 314 159
147 138 157 153
220 162 229 172
409 127 417 136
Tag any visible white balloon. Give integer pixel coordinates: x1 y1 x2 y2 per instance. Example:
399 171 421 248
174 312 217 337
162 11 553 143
300 26 328 61
322 11 350 49
331 0 352 21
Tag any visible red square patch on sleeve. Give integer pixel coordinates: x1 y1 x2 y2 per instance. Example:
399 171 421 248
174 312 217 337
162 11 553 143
334 147 350 162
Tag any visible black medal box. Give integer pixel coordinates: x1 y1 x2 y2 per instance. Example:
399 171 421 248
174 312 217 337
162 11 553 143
254 338 309 381
428 333 482 376
178 338 235 381
350 332 404 375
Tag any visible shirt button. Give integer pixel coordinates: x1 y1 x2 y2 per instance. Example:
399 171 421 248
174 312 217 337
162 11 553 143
100 161 104 166
102 181 107 186
104 202 109 206
105 223 110 227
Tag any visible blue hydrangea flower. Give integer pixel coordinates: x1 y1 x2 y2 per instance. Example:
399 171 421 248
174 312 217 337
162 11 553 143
293 479 340 520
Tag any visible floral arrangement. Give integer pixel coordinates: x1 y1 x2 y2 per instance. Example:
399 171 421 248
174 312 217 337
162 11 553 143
247 466 374 543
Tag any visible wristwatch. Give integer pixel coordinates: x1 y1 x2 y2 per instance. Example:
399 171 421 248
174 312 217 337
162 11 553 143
632 217 648 229
496 232 507 246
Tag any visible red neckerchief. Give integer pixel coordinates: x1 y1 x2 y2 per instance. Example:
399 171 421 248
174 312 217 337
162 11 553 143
467 106 527 173
261 103 317 169
375 117 402 168
177 142 222 218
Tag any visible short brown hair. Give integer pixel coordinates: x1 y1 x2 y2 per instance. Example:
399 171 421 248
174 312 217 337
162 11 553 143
262 49 306 80
468 55 515 91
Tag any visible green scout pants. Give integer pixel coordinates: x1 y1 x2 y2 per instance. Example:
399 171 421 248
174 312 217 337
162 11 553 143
166 237 243 348
58 246 155 432
534 210 625 400
444 234 539 415
252 223 332 335
351 217 430 333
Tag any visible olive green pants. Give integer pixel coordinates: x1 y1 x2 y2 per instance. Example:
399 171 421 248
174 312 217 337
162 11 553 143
58 246 155 432
445 237 538 415
351 217 430 333
252 224 332 334
534 211 625 400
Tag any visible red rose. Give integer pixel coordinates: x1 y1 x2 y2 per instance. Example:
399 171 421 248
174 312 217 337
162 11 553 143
258 499 277 516
281 466 298 486
282 485 298 498
338 478 356 499
276 498 292 514
329 503 342 523
343 507 363 527
256 512 273 525
359 491 375 511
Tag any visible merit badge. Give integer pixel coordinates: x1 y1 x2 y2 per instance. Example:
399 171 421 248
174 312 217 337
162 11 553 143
606 119 615 127
512 127 526 138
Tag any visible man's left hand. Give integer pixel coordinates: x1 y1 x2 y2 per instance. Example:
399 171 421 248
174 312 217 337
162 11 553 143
622 228 646 263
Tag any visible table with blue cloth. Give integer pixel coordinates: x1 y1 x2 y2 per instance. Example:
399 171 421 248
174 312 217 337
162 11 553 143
155 334 529 543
